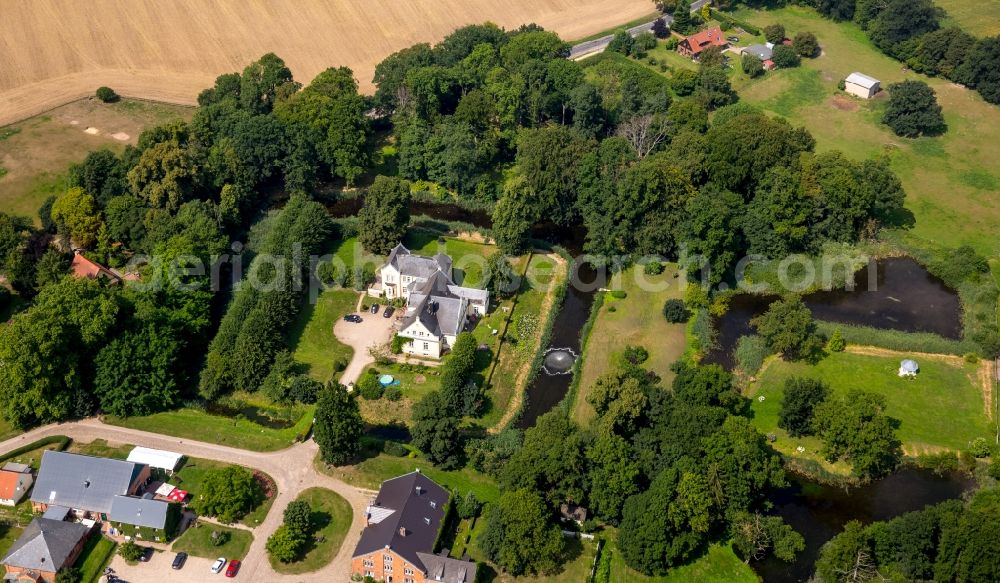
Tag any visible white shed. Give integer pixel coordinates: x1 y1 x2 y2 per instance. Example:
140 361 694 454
127 447 183 472
844 72 880 99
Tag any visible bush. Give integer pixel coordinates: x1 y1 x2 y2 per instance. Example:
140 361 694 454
793 31 820 57
357 373 384 400
838 78 847 91
384 386 403 401
95 86 119 103
664 37 679 51
383 440 408 457
764 24 786 44
672 68 699 96
210 529 231 547
963 352 979 364
607 30 636 56
826 329 846 352
610 290 627 299
643 260 665 275
771 44 801 68
734 334 770 376
989 455 1000 480
390 334 409 354
119 541 143 561
968 437 992 458
662 299 690 323
742 53 765 78
622 345 649 365
916 451 960 476
635 31 658 51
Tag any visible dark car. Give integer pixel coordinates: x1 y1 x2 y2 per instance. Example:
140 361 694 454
382 306 395 318
138 547 153 562
727 35 740 43
225 559 241 578
343 314 362 323
370 303 380 314
172 552 187 570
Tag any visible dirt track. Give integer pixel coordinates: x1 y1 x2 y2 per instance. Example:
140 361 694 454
0 0 653 126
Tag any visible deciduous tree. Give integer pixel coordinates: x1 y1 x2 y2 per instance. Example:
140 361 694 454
313 383 364 466
358 176 411 254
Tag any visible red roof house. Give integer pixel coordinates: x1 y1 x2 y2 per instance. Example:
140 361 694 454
70 251 121 283
677 26 729 59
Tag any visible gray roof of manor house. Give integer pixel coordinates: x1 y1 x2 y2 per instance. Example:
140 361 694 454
1 518 91 573
109 495 169 529
401 270 470 338
31 451 145 514
353 471 449 570
416 551 478 583
387 244 453 280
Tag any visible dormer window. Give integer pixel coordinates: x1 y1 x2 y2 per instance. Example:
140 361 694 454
430 501 436 509
423 517 431 525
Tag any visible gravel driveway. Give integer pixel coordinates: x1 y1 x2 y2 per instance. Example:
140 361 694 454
334 298 397 385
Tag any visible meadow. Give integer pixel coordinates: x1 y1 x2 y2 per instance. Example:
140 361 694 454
749 350 992 458
726 6 1000 258
572 265 688 425
0 98 192 223
936 0 1000 36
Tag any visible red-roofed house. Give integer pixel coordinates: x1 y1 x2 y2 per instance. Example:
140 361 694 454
70 251 120 283
677 26 729 59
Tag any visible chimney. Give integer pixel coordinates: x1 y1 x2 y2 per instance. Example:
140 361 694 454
415 486 422 495
399 526 407 537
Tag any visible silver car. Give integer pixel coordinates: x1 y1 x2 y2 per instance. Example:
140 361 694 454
211 557 226 574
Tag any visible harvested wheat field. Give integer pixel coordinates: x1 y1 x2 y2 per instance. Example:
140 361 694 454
0 0 653 126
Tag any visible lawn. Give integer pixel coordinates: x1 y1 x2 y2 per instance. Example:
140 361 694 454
76 535 118 583
105 404 314 452
288 287 358 383
0 524 22 562
0 418 20 442
606 540 758 583
325 452 500 503
356 361 442 426
0 99 193 224
173 456 276 528
573 265 687 426
749 351 993 458
936 0 1000 37
725 5 1000 258
171 523 253 560
270 487 353 574
69 438 132 459
405 230 498 288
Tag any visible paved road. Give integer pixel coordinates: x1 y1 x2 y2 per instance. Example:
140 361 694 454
568 0 711 59
0 419 373 582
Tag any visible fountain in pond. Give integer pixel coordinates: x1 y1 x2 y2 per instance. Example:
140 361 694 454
542 347 577 375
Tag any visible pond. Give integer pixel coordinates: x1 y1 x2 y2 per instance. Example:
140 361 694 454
705 257 962 369
754 468 976 582
204 402 296 430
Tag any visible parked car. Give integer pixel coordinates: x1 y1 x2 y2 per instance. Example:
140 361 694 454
211 558 226 574
727 35 740 43
343 314 362 323
172 552 187 570
370 303 380 314
138 547 153 562
225 560 241 578
382 306 395 318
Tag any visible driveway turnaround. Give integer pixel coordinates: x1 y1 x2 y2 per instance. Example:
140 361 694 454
334 297 397 386
0 419 373 582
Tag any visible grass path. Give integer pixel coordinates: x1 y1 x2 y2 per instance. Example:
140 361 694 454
489 253 568 432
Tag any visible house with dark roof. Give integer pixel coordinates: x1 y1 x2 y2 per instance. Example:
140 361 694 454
351 472 476 583
372 245 489 359
30 451 174 538
1 518 93 583
677 26 729 59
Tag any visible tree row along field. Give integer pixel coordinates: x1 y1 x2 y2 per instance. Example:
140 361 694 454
0 0 653 126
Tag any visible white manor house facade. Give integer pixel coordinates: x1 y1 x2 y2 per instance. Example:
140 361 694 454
369 244 488 358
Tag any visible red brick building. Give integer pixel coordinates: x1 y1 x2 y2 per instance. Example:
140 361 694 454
351 472 476 583
677 26 729 59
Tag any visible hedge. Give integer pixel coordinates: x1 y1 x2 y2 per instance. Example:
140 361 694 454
0 435 71 464
710 9 762 36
